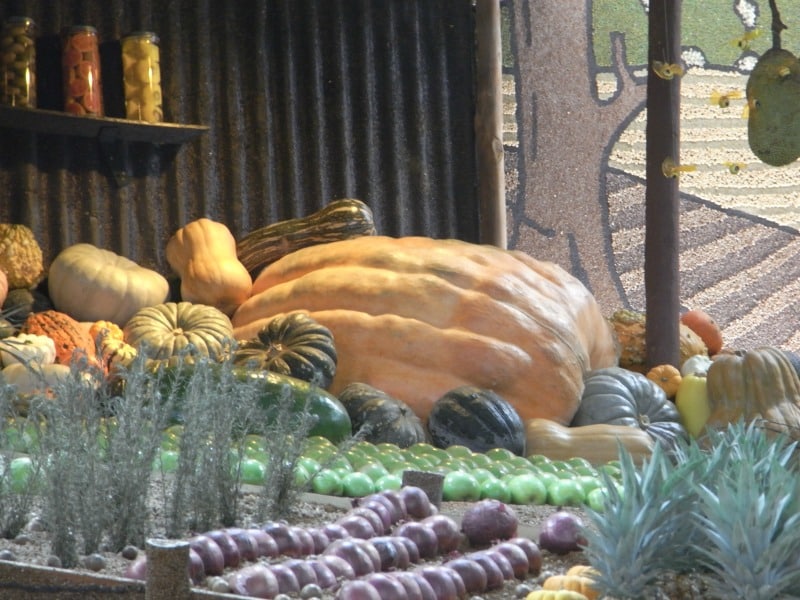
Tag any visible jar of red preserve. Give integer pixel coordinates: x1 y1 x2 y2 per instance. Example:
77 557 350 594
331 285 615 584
62 25 103 116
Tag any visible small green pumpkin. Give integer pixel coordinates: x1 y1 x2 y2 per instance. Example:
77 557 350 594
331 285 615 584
338 382 427 448
123 301 235 367
572 366 688 451
232 311 337 388
426 386 527 456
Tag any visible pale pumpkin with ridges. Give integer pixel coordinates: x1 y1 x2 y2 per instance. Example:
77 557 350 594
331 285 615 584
48 243 170 326
232 236 618 424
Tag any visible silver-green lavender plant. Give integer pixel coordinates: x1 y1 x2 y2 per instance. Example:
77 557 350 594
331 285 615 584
164 355 265 536
0 383 42 539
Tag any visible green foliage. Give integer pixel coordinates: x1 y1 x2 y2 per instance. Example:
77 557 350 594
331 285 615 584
254 384 325 522
163 355 266 536
0 388 42 540
582 420 800 599
581 441 707 598
0 345 335 566
591 1 800 69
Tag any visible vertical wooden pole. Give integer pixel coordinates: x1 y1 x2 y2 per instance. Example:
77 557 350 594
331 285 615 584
645 0 682 368
475 0 507 248
145 539 191 600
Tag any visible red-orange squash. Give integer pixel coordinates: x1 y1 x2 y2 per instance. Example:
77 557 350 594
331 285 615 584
680 308 723 355
232 236 618 424
20 309 97 367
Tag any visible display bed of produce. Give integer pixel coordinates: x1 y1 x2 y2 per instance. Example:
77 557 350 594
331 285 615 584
1 202 800 599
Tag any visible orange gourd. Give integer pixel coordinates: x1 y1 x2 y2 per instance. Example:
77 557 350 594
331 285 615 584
609 309 708 372
88 320 136 371
233 236 618 424
21 310 98 367
166 218 252 317
680 308 723 355
646 363 682 398
542 566 600 600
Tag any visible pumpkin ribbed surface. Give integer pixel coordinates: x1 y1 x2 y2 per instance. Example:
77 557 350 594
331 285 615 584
21 309 97 366
232 236 618 424
705 346 800 439
338 382 427 448
233 311 337 388
573 367 688 451
123 301 234 366
48 243 170 326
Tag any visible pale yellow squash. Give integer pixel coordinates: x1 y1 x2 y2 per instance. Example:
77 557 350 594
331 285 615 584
166 218 252 316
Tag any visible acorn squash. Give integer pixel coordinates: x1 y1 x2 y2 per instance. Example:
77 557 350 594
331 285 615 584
232 311 336 388
426 386 527 456
338 382 427 448
572 366 688 451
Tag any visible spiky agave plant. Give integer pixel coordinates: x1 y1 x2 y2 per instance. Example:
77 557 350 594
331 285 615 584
580 440 706 599
690 426 800 598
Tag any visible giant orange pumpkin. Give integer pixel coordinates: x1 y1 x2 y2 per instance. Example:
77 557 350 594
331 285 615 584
232 236 618 424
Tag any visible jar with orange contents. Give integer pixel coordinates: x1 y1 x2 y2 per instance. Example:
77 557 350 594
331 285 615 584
121 31 163 122
61 25 103 116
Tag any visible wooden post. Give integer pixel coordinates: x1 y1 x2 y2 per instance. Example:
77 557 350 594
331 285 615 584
475 0 507 248
645 0 682 369
145 539 191 600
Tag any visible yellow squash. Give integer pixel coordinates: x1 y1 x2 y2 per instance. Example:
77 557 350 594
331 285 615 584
525 418 654 465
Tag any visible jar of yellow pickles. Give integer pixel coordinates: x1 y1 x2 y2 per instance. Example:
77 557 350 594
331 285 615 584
62 25 104 116
1 16 37 108
121 31 162 123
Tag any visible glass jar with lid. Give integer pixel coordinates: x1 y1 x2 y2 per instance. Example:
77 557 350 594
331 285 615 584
1 16 37 108
62 25 104 116
121 31 163 122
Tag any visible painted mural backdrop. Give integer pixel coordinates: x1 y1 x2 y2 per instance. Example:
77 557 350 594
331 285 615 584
505 0 800 350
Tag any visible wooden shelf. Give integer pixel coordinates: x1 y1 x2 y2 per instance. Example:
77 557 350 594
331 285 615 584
0 105 208 144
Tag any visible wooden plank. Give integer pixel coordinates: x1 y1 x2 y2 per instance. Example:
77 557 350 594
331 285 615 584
0 106 208 145
475 0 507 248
645 0 682 368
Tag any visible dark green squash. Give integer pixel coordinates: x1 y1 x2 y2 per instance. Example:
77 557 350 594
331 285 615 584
338 382 427 448
233 311 337 389
110 361 352 444
426 386 526 456
573 366 688 451
2 286 53 326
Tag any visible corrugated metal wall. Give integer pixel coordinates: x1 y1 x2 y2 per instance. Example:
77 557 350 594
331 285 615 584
0 0 477 273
